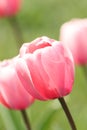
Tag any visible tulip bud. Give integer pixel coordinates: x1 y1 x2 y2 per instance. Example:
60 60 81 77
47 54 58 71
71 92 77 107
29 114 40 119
0 0 21 17
16 36 74 100
60 19 87 65
0 57 34 110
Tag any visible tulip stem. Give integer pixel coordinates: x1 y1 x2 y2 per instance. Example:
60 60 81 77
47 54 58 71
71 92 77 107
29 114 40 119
21 110 31 130
8 16 24 48
58 97 77 130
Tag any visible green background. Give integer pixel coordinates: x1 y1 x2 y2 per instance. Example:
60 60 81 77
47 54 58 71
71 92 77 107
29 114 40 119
0 0 87 130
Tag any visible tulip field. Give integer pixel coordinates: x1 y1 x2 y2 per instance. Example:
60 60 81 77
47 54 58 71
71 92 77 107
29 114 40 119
0 0 87 130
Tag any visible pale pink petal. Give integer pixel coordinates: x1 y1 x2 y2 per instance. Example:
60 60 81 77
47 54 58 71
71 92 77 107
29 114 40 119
15 58 45 100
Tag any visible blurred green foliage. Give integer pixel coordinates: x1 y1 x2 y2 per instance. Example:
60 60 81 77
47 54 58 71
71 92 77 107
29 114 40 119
0 0 87 130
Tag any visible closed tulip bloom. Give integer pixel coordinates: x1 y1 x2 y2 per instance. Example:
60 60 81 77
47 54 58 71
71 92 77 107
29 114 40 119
0 57 34 110
16 36 74 100
60 19 87 65
0 0 21 17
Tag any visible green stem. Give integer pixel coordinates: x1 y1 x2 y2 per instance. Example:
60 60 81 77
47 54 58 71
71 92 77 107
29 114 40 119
8 16 24 48
58 97 77 130
21 110 31 130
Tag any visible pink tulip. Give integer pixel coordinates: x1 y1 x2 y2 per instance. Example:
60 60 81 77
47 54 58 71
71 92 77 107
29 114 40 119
15 36 74 100
60 19 87 65
0 57 34 110
0 0 21 17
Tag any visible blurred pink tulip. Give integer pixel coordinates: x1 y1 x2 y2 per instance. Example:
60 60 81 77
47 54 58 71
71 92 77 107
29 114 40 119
0 0 21 17
15 36 74 100
60 19 87 65
0 57 34 110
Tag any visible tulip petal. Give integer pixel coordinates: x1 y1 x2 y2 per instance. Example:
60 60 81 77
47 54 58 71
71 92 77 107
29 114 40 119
15 58 45 100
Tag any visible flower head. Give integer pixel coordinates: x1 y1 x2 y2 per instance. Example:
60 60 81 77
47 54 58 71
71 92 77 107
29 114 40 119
16 36 74 100
0 57 34 110
60 19 87 65
0 0 21 17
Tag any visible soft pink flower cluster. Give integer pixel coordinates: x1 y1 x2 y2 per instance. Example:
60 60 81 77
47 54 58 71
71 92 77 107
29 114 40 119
0 36 74 109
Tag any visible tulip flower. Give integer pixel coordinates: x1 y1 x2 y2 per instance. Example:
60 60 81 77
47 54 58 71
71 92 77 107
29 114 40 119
0 0 21 17
16 36 76 130
0 57 34 110
15 36 74 100
59 19 87 65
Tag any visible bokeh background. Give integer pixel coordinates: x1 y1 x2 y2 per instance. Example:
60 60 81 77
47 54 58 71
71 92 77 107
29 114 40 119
0 0 87 130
